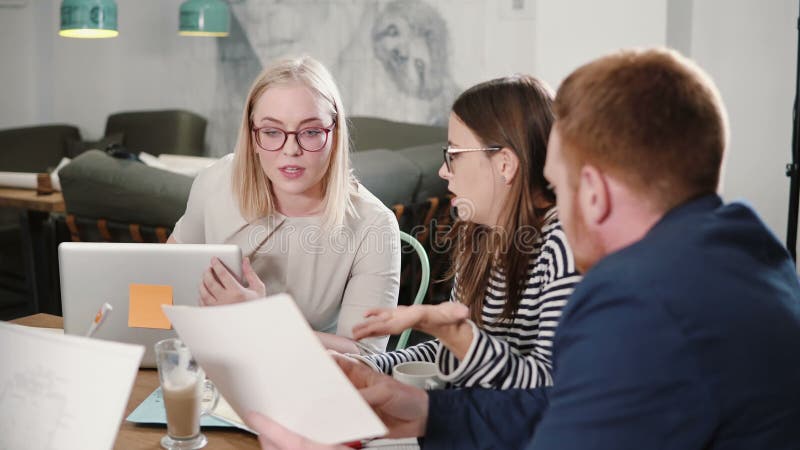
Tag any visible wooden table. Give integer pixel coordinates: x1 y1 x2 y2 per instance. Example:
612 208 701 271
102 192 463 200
0 188 65 213
11 314 260 450
0 188 65 316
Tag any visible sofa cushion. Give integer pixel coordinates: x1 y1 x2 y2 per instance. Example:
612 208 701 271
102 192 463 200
395 143 448 202
351 149 420 206
59 150 193 227
349 117 446 152
0 124 79 172
105 109 207 156
64 131 125 158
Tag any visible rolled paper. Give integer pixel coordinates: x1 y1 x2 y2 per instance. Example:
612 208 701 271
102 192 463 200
0 171 37 189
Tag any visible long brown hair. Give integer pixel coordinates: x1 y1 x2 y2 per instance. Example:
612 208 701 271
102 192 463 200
448 75 555 325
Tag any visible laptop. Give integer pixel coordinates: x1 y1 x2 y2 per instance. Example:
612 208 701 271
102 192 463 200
59 242 242 367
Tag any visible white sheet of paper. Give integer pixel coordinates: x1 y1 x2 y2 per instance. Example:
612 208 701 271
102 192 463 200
0 321 143 450
163 295 388 445
0 158 70 191
19 326 65 335
139 152 217 177
0 171 37 189
157 154 217 171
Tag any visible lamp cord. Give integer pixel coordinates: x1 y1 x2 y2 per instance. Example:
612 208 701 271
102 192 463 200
786 6 800 263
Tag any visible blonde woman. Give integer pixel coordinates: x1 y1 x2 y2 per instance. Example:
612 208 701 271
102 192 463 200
168 57 400 354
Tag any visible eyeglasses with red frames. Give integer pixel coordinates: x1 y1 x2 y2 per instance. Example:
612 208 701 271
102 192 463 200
441 145 502 174
252 121 336 152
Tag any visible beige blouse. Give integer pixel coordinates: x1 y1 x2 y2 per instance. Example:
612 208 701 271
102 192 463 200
172 154 401 353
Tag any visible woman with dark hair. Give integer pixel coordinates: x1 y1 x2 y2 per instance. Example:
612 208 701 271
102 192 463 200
351 74 581 389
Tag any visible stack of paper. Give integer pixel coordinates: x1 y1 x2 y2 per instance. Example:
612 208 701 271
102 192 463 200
0 322 143 450
126 387 249 431
163 294 387 445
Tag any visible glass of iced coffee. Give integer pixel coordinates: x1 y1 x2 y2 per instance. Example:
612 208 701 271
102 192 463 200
154 338 219 450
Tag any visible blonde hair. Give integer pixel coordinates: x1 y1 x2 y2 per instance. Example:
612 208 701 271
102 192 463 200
232 56 356 228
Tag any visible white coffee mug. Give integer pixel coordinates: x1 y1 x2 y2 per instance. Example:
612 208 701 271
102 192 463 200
392 361 443 390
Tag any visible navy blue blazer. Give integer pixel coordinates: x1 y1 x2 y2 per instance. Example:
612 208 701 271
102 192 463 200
424 195 800 449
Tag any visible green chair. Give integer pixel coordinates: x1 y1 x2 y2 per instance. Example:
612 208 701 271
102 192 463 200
104 109 207 156
395 231 431 350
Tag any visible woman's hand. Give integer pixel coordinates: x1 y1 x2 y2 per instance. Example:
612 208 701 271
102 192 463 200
199 257 265 306
352 302 470 340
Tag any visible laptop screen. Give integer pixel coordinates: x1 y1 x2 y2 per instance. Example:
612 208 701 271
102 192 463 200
59 242 242 367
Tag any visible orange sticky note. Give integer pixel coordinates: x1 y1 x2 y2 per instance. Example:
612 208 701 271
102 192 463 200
128 284 173 329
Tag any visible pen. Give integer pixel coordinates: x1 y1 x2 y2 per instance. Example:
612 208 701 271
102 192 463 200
85 302 113 337
343 438 377 449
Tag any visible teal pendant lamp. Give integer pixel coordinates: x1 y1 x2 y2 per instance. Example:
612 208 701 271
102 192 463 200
59 0 118 38
179 0 230 37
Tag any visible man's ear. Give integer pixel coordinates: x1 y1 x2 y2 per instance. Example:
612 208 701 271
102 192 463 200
495 147 519 185
578 164 611 224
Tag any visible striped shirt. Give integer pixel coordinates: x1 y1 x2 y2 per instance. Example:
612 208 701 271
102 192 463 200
363 208 581 389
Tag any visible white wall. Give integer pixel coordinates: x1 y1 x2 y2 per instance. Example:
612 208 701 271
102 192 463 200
50 0 218 141
0 2 36 127
0 0 218 142
536 0 667 90
1 0 797 254
691 0 799 256
533 0 798 256
1 0 667 142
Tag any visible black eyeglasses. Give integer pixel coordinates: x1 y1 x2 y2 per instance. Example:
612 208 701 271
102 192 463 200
252 122 336 152
441 145 502 173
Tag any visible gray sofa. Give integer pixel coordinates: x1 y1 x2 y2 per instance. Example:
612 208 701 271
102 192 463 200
58 116 448 228
348 117 447 205
104 109 207 156
0 111 208 319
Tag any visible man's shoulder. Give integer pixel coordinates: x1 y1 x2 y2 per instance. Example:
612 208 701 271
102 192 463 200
568 197 797 320
586 198 783 278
